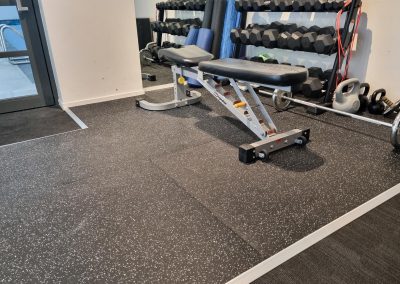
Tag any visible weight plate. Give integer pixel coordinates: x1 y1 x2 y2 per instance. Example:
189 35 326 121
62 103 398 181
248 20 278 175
391 111 400 149
272 90 292 111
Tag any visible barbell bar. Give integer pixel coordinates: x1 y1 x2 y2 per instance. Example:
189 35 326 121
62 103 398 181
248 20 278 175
258 89 400 148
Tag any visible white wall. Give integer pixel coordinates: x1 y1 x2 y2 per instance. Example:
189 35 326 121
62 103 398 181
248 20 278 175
38 0 143 108
351 0 400 101
134 0 158 21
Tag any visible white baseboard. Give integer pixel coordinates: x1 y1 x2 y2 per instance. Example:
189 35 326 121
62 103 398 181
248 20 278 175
59 89 145 108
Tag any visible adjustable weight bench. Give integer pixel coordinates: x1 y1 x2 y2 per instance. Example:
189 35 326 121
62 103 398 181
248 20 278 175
136 45 310 163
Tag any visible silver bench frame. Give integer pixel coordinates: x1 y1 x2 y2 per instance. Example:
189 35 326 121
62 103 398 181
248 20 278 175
136 64 310 163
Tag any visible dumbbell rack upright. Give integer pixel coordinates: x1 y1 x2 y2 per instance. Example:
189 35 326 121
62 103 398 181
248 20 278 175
156 3 205 48
234 0 363 106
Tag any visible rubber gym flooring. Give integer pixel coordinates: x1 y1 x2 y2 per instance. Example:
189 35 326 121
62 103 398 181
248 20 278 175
0 87 399 283
0 106 80 147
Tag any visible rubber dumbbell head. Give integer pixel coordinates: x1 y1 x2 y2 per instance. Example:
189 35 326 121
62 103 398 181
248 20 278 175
242 0 254 11
288 32 304 50
240 29 252 45
262 29 279 48
297 26 309 34
269 0 280 11
235 0 245 11
302 77 324 98
309 25 321 34
249 27 267 46
332 0 345 11
304 0 316 11
284 23 298 34
265 58 279 64
308 67 324 79
314 0 328 11
250 56 265 63
270 21 285 32
320 26 336 36
314 34 336 54
279 0 293 11
230 28 242 44
252 0 269 11
301 32 317 51
277 32 291 49
293 0 306 11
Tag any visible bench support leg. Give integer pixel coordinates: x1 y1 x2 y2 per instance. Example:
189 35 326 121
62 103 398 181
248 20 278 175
136 66 201 111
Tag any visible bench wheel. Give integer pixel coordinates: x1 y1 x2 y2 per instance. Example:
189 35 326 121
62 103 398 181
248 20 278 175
272 90 292 111
295 136 308 147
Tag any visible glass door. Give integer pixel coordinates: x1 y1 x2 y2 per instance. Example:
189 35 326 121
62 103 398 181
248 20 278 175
0 0 54 113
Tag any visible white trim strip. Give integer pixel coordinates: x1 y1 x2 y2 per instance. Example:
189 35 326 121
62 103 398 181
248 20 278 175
144 83 174 92
227 185 400 284
64 108 88 129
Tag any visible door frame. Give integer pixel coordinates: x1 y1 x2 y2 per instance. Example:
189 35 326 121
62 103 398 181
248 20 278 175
0 0 58 113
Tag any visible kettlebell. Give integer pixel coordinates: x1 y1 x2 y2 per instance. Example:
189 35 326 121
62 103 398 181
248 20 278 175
368 89 387 115
333 78 361 114
358 83 370 112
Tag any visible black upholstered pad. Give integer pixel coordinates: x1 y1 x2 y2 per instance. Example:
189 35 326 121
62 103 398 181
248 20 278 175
199 58 308 86
159 45 214 67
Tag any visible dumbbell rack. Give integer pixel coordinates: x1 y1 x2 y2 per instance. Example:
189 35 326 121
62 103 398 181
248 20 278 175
234 0 363 105
156 2 206 48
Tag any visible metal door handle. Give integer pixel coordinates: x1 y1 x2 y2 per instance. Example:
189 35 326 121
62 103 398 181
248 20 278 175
16 0 29 12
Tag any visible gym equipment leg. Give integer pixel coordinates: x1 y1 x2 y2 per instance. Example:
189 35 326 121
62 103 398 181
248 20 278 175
136 66 201 111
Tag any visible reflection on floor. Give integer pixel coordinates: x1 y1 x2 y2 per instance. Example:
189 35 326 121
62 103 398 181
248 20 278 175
0 58 36 100
0 106 80 146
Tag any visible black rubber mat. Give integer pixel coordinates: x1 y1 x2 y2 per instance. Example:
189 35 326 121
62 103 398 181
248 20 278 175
254 195 400 283
0 106 80 146
0 87 399 283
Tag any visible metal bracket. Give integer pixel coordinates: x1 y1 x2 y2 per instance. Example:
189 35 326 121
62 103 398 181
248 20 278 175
16 0 29 12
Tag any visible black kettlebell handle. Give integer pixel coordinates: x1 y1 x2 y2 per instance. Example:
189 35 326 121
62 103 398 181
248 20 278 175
359 83 370 97
371 89 386 103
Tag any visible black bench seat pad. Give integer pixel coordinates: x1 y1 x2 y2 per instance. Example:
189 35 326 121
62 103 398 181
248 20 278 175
159 45 214 67
199 58 308 86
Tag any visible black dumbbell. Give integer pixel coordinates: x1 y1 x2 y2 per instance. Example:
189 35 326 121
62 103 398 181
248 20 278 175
301 32 317 51
288 31 304 50
269 0 280 11
279 0 293 11
284 23 298 34
309 25 322 34
277 32 291 49
308 67 324 79
160 22 169 33
252 0 270 11
249 25 270 46
304 0 316 11
242 0 254 11
302 77 324 98
320 26 336 36
332 0 345 11
314 0 328 11
270 21 285 32
297 26 309 34
151 22 160 32
324 0 334 11
281 62 292 65
262 29 280 48
235 0 245 11
314 34 336 54
240 29 253 45
293 0 306 11
230 28 242 44
195 0 206 10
